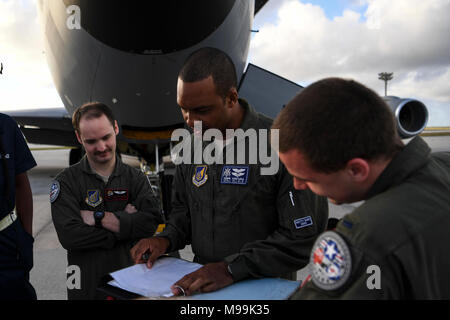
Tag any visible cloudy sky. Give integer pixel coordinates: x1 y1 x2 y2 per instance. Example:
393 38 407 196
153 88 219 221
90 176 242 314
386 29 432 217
0 0 449 126
250 0 450 126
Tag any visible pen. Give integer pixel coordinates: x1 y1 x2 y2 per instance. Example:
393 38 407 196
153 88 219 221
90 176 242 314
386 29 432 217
289 191 295 206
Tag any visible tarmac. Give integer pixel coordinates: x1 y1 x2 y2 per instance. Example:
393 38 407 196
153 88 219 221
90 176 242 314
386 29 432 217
27 135 449 299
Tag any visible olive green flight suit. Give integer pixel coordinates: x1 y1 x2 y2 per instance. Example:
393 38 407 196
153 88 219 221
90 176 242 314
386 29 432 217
293 136 450 299
160 99 329 281
51 156 163 300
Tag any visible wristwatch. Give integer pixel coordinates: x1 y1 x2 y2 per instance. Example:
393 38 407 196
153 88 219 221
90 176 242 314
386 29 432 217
93 211 105 228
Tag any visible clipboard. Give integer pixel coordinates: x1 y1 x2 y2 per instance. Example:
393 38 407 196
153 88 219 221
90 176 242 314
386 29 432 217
97 274 142 300
96 273 302 300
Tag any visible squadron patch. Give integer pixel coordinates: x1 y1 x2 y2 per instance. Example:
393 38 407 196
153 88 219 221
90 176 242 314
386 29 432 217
220 166 249 185
310 231 352 291
49 181 60 203
192 165 208 187
85 189 103 207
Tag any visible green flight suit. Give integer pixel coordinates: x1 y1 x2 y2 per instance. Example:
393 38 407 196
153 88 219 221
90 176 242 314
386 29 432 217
160 99 329 281
292 136 450 299
51 156 163 300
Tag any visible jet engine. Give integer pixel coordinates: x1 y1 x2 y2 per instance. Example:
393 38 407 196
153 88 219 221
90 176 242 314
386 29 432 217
383 96 429 138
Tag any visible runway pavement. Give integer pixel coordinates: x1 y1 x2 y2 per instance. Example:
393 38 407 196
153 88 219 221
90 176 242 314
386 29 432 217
27 135 449 299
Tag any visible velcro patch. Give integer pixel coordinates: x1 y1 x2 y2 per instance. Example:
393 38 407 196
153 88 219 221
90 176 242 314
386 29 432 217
192 165 208 187
85 189 102 208
50 181 60 203
309 231 352 291
105 189 129 201
220 166 249 185
294 216 313 229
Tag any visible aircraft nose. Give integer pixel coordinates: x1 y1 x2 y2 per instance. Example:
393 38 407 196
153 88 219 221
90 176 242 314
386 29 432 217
71 1 235 54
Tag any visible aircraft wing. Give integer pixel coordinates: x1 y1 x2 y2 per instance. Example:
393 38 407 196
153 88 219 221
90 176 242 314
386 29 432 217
255 0 269 15
238 63 303 119
5 108 78 147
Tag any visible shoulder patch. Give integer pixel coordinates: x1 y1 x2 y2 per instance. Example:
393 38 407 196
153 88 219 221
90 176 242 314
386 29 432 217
309 231 352 291
50 180 60 203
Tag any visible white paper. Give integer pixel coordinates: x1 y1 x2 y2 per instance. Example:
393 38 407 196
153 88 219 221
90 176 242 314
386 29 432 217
108 257 202 298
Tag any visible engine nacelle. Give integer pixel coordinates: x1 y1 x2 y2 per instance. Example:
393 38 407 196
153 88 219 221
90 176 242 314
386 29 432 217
383 96 429 138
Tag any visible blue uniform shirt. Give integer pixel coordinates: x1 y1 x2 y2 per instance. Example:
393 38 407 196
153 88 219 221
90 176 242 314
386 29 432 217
0 113 37 219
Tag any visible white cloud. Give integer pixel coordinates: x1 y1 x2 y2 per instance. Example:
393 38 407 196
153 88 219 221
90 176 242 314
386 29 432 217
0 0 62 110
250 0 450 126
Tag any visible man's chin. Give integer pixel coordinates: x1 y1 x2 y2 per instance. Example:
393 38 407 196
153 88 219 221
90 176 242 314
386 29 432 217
328 198 343 205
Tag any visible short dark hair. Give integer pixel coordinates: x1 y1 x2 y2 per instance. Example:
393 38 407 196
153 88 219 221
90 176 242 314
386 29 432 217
272 78 403 173
72 102 116 133
178 47 237 99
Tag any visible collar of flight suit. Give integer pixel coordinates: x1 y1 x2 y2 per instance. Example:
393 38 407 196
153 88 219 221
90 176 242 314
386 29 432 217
79 154 126 179
365 136 431 199
237 98 263 131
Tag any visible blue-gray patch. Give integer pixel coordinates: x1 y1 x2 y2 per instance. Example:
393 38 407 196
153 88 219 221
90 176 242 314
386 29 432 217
294 216 313 229
50 180 60 203
220 166 249 185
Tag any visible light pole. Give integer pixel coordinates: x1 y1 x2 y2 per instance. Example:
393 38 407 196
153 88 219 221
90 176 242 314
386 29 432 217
378 72 393 96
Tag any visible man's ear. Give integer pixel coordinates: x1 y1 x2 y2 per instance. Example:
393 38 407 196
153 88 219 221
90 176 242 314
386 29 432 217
75 130 82 145
227 88 238 107
345 158 370 182
114 120 119 135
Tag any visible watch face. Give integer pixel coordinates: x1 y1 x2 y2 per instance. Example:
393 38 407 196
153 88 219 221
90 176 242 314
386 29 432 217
94 211 104 219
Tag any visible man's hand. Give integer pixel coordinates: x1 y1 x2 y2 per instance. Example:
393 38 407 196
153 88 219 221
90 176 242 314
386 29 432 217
124 203 137 214
130 237 170 268
171 261 233 296
80 210 94 226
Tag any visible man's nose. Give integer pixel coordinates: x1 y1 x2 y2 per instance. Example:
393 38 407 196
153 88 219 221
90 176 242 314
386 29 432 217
293 178 309 191
185 113 195 129
96 140 107 151
184 112 201 129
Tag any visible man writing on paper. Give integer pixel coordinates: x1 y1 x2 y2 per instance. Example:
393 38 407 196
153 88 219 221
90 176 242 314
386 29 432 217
131 47 328 296
272 78 450 299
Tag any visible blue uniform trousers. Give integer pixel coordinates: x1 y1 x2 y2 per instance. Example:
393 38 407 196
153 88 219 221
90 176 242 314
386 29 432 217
0 219 36 300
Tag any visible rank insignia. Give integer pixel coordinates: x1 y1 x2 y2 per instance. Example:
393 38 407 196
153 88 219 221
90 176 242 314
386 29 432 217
309 231 352 291
85 190 103 207
192 165 208 187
